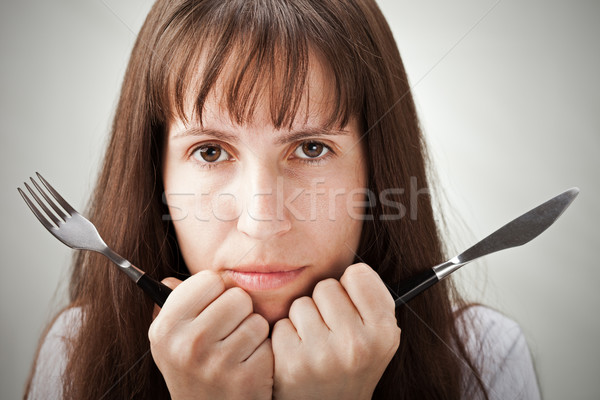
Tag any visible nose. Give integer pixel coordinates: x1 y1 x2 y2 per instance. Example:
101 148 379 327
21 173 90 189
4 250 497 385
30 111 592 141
236 163 292 240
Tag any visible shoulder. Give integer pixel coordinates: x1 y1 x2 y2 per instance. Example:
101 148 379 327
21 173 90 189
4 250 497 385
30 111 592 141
455 305 541 400
27 307 82 400
456 305 522 353
46 306 82 338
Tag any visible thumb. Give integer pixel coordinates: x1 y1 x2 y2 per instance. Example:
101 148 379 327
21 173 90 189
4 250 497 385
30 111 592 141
152 277 183 319
161 277 184 290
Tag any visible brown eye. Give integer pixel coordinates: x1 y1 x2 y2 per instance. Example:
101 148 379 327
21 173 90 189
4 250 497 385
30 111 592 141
295 141 330 159
192 144 229 163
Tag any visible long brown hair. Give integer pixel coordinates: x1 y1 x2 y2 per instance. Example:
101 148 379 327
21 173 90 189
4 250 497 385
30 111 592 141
26 1 488 399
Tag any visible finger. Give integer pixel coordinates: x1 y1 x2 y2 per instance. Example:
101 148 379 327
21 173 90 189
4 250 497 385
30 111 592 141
194 287 254 341
271 318 301 354
339 263 396 325
288 296 330 341
243 338 274 373
158 270 226 324
312 278 361 330
161 277 183 290
153 278 183 319
221 313 270 362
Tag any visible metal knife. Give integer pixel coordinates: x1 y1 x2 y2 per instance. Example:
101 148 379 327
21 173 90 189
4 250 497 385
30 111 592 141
390 187 580 307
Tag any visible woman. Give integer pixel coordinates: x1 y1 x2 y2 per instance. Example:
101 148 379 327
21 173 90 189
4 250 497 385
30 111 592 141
26 0 540 399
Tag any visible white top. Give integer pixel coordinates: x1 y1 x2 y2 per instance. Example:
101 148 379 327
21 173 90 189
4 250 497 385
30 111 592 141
456 306 541 399
27 307 80 400
27 306 540 399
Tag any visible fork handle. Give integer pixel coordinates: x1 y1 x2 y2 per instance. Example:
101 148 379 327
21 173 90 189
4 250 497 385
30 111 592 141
136 274 172 307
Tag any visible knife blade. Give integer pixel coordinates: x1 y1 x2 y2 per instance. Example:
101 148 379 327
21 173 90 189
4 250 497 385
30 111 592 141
390 187 580 307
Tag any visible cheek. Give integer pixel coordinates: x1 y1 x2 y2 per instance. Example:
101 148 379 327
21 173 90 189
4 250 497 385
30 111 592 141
290 155 367 220
165 191 238 275
210 192 243 222
169 213 215 274
310 170 367 229
295 176 366 266
324 167 368 260
163 172 241 223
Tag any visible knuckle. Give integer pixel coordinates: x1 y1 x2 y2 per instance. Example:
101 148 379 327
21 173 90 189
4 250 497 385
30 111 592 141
391 326 402 352
344 335 371 373
272 318 286 332
225 287 253 313
148 316 169 345
271 318 290 343
289 295 312 316
195 269 225 289
384 291 397 311
313 278 339 295
340 266 371 290
237 314 268 346
196 269 218 279
345 263 373 280
248 313 269 337
296 295 314 306
254 339 274 368
227 286 251 303
368 307 398 327
315 348 335 373
147 320 160 344
166 335 197 368
373 325 401 359
209 347 229 372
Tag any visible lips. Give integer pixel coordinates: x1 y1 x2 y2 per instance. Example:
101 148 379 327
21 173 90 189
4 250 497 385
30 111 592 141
227 265 306 291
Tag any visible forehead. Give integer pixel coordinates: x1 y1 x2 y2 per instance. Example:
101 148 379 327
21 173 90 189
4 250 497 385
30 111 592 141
149 1 367 139
161 30 356 134
173 54 340 133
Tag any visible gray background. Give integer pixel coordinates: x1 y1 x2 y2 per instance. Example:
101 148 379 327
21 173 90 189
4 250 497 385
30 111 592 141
1 1 598 398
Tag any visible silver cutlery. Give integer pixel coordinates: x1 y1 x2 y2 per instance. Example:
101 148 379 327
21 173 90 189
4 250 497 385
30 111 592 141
390 187 579 307
17 172 579 310
18 173 171 306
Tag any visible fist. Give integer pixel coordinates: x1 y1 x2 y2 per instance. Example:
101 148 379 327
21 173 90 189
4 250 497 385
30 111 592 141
272 263 400 400
149 271 274 400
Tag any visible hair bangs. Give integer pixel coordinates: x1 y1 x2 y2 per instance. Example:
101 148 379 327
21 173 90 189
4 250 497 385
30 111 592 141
149 0 364 131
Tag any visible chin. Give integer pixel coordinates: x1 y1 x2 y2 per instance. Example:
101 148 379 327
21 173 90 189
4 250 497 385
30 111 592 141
253 298 293 326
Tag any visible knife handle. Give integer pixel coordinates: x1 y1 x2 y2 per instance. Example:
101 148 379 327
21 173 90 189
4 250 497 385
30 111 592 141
390 269 439 308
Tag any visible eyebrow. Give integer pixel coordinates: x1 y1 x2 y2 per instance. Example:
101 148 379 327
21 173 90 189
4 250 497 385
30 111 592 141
172 126 350 145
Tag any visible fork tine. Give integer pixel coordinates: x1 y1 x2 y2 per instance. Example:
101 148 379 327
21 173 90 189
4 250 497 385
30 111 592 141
30 177 69 221
24 182 63 226
36 172 77 215
18 187 56 231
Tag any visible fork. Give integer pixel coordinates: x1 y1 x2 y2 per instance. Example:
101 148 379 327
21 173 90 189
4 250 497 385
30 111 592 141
18 172 172 307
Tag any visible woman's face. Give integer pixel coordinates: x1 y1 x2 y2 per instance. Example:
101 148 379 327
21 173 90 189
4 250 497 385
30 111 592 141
162 62 368 324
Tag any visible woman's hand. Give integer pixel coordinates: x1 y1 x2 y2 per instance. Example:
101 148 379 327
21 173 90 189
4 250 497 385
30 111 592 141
148 270 273 400
271 263 401 400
